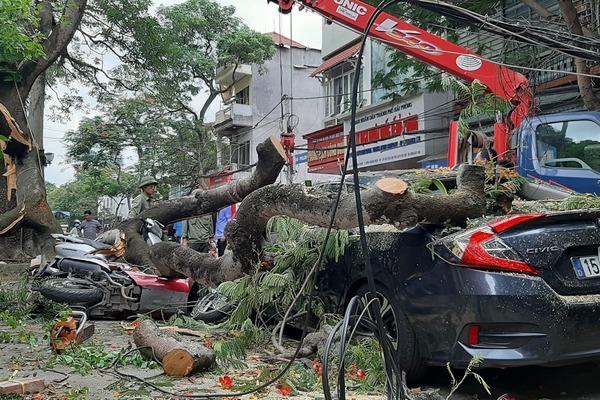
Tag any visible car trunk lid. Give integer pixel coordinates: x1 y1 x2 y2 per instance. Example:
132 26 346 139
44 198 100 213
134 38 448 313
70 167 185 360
499 210 600 295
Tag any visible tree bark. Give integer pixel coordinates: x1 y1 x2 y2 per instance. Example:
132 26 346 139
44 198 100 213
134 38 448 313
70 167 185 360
132 319 215 376
0 95 62 260
129 163 485 286
558 0 600 111
0 0 88 259
119 135 288 269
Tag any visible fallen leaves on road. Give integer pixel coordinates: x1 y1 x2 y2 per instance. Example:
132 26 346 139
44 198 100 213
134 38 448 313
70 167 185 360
219 375 233 389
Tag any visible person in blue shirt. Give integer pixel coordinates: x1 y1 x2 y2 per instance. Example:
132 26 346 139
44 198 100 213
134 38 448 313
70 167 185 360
173 221 183 243
214 205 233 257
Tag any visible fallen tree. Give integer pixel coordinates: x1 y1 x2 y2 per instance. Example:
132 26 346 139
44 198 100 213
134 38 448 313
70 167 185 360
103 136 486 287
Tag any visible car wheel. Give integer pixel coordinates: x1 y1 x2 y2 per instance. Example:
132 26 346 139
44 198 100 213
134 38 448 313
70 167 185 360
354 284 426 382
39 278 104 305
191 292 235 323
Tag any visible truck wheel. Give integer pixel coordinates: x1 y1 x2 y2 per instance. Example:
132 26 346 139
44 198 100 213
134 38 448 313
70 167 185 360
191 293 234 323
39 279 103 305
354 284 426 382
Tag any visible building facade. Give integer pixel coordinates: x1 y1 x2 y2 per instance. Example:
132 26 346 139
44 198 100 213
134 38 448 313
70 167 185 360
304 19 453 174
97 195 129 226
213 32 328 184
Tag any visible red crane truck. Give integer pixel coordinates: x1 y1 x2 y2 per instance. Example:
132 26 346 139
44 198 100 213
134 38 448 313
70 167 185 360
269 0 600 195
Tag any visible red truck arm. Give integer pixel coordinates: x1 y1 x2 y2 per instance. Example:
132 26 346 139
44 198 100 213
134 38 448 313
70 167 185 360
269 0 534 161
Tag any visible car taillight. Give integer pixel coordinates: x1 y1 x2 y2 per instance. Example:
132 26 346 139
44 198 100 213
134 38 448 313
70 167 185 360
468 325 480 346
448 225 539 276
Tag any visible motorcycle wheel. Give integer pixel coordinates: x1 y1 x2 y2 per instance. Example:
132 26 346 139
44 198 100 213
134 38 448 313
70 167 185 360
191 293 235 323
39 279 103 305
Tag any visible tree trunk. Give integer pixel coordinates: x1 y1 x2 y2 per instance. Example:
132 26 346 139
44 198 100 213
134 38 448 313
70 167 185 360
224 163 485 273
0 89 61 261
0 0 87 260
132 319 215 376
558 0 600 110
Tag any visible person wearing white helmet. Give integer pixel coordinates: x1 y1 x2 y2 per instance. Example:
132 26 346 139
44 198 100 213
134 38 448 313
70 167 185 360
69 220 81 236
182 188 215 253
128 176 158 219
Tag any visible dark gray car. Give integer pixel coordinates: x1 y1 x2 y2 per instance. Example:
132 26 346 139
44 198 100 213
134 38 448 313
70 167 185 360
316 210 600 381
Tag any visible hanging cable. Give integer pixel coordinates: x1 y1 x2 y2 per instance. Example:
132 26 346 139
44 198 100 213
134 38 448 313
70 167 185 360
318 1 409 399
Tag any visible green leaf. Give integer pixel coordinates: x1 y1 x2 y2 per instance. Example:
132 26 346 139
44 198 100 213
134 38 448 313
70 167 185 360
431 178 448 195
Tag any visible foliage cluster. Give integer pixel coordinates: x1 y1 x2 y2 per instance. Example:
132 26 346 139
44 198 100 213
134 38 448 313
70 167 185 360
46 168 137 225
0 279 35 319
440 77 511 139
0 0 44 79
217 216 351 326
46 341 158 374
339 337 387 391
0 277 71 346
51 0 276 192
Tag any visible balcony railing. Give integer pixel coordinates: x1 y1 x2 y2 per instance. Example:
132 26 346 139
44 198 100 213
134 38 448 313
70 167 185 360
214 103 253 136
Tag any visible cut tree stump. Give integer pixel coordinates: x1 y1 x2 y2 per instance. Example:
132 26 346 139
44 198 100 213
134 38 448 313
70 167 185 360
132 319 215 376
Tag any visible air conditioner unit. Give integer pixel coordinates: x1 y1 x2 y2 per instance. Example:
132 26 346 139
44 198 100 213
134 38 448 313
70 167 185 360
323 117 338 128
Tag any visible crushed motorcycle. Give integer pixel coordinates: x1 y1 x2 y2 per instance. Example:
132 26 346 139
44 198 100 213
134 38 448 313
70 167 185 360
31 218 208 319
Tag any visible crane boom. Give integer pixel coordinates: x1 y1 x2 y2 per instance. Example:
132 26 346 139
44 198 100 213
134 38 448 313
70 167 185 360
269 0 535 161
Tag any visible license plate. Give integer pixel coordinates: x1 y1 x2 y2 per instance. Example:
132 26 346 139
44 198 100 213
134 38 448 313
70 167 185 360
571 255 600 279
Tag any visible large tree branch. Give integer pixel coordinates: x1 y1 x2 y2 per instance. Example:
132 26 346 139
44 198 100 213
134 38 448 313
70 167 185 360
224 164 485 271
119 136 288 268
198 91 218 125
65 55 137 92
148 164 485 285
20 0 88 95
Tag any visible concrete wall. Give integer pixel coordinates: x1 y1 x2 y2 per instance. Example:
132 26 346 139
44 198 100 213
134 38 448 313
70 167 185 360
251 44 327 184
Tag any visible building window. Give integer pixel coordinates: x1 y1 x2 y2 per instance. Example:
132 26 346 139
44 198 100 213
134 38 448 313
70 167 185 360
535 119 600 171
236 86 250 105
325 62 363 117
232 140 251 166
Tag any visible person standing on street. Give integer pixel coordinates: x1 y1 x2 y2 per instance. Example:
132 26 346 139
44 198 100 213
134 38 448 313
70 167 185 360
173 220 183 243
69 220 81 237
182 189 214 253
214 205 233 257
79 211 102 240
128 176 158 219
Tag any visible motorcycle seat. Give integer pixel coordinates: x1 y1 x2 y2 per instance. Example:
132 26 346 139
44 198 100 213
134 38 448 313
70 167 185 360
57 257 111 274
80 238 112 249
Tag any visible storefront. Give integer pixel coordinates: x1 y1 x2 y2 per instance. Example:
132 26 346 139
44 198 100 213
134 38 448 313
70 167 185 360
304 93 451 174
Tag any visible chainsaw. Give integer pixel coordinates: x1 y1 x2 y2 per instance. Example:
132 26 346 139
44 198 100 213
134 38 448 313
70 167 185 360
49 310 95 352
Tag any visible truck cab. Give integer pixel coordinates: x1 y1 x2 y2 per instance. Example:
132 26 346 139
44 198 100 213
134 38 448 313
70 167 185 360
514 111 600 195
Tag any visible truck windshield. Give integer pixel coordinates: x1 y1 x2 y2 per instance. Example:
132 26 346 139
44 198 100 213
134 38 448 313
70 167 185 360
536 120 600 171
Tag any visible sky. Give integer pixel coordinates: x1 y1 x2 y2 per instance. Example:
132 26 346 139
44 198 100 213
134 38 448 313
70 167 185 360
43 0 323 186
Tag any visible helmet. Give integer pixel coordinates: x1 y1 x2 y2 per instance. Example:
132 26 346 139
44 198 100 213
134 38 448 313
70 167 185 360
74 219 81 225
138 176 158 188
